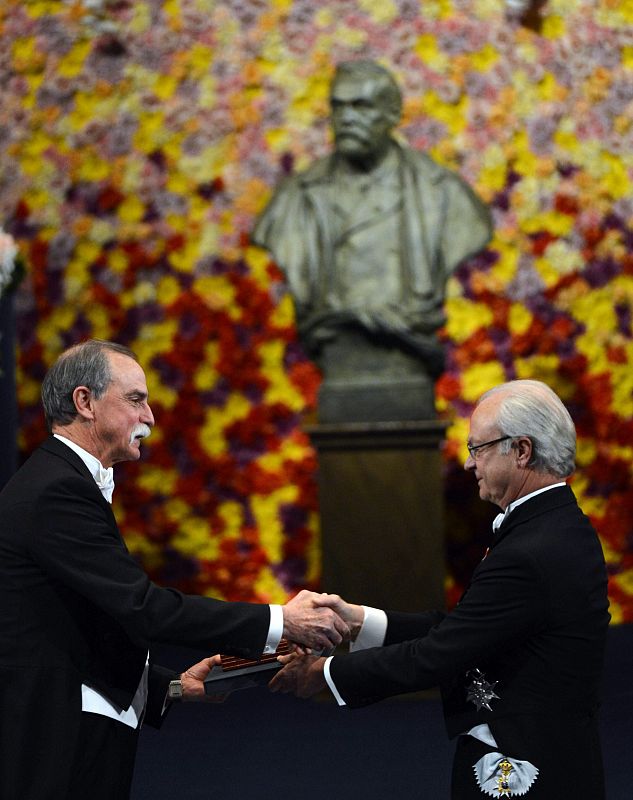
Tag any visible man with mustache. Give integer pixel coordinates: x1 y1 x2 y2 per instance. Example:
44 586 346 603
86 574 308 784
253 59 492 421
0 339 348 799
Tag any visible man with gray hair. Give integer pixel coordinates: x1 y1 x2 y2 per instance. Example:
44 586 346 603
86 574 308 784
0 339 348 799
271 380 610 798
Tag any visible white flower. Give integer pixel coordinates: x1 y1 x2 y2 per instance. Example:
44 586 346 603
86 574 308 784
0 229 19 295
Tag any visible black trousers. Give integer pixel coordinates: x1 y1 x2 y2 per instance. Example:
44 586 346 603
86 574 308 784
67 712 140 800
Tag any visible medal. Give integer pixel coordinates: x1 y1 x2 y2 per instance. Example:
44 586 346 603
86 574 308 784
466 668 500 712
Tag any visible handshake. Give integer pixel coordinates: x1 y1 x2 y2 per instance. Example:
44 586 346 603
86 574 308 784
179 590 364 702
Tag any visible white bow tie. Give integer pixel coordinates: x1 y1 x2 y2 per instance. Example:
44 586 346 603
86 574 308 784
492 510 509 532
95 466 115 503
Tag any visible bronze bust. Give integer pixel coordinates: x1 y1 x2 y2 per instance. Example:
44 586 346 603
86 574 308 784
253 60 493 422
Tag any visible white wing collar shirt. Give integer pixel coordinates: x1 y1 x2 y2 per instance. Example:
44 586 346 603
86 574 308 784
54 434 148 728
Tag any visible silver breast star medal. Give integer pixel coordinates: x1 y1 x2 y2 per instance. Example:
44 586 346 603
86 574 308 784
466 668 500 712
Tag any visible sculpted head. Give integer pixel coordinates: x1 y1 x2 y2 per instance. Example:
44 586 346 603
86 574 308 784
329 60 402 166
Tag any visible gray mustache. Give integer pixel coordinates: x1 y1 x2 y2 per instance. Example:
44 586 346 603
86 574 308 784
129 424 151 444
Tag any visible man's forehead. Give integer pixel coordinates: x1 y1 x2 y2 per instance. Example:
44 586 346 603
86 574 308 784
106 352 147 389
469 396 501 435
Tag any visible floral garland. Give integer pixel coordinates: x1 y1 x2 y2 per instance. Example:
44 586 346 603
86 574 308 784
1 0 632 618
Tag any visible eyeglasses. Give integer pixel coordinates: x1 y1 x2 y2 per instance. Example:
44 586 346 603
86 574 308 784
466 435 513 460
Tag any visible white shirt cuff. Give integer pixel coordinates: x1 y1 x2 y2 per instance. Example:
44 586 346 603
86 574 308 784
350 606 387 652
323 656 347 706
324 606 388 707
263 604 284 654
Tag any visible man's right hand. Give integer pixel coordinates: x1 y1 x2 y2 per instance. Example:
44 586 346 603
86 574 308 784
310 592 364 641
282 590 350 651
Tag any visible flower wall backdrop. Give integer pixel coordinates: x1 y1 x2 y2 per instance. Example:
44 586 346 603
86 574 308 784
1 0 632 618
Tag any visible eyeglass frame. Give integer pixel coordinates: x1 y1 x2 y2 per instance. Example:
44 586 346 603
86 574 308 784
466 435 515 460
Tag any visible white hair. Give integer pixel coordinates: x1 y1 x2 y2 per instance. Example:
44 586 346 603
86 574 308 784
478 380 576 478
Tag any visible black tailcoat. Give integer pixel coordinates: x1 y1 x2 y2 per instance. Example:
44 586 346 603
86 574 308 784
330 485 610 797
0 437 270 797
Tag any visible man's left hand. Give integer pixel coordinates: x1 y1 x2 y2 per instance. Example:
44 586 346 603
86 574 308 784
180 654 228 703
268 652 327 698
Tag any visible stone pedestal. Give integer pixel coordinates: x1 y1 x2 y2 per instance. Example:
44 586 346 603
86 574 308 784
308 420 447 613
313 328 438 423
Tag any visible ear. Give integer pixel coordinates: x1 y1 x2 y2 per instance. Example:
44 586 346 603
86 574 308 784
72 386 95 421
514 436 533 467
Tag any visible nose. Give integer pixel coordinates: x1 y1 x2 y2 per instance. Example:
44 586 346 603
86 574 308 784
464 453 476 472
142 401 155 428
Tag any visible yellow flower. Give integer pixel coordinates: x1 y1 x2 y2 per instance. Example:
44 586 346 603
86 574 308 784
252 568 288 604
611 365 633 419
75 150 111 182
119 529 163 570
514 355 564 388
252 485 298 563
571 291 617 336
11 36 46 73
133 111 168 153
478 143 509 194
217 501 244 539
598 153 631 199
520 210 575 238
164 498 190 523
541 14 566 38
446 416 471 465
115 195 144 224
608 601 624 625
269 294 297 328
194 275 237 314
358 0 397 22
174 516 219 560
133 319 180 362
576 437 598 468
17 373 41 406
155 275 182 305
461 363 507 404
508 303 533 336
23 0 65 16
490 240 519 284
168 238 200 273
538 73 567 103
57 40 92 79
445 297 494 344
623 46 633 68
137 467 179 495
613 571 633 602
84 304 112 341
145 367 178 409
470 44 498 72
258 340 305 411
421 92 469 136
315 7 334 26
200 393 251 457
194 343 220 392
